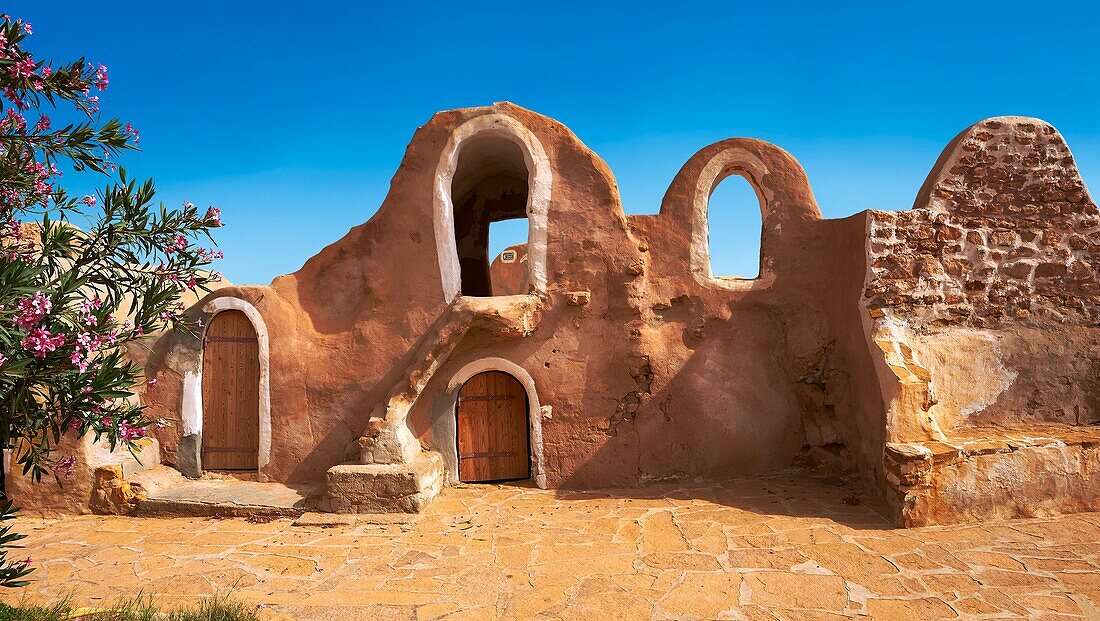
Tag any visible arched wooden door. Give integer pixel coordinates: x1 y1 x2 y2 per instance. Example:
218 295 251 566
456 371 530 482
201 310 259 470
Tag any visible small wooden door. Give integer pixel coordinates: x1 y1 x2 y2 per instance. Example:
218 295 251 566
456 371 530 482
201 310 259 470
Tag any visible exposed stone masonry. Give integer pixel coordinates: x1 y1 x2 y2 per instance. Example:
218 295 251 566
865 118 1100 328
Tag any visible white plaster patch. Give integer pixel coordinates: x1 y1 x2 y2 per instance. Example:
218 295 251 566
913 328 1018 420
181 370 202 436
82 435 160 478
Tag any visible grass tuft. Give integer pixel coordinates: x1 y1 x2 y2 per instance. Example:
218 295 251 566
0 593 262 621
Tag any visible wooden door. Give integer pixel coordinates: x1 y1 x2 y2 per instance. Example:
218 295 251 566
201 310 259 470
456 371 530 482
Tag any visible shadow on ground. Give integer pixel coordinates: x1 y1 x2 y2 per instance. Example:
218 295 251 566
546 469 894 531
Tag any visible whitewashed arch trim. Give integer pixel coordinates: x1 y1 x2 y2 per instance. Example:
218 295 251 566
180 296 272 479
431 357 547 488
690 147 777 291
433 113 552 302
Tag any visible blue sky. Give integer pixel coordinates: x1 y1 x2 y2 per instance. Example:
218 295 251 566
16 1 1100 284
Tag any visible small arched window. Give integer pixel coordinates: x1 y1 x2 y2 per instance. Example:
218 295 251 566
706 172 763 280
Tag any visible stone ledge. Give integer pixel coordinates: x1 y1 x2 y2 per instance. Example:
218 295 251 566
885 423 1100 527
323 451 444 514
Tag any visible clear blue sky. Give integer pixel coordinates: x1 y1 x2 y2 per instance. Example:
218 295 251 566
17 1 1100 284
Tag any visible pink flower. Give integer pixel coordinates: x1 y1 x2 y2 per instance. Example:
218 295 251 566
204 206 222 226
93 64 108 91
14 291 51 330
124 122 139 144
118 421 146 442
21 328 64 357
0 352 6 367
8 57 35 78
2 108 26 130
22 23 31 34
5 218 22 240
81 195 96 206
35 115 49 131
55 455 77 479
2 87 26 110
78 297 101 326
165 233 188 254
148 377 157 388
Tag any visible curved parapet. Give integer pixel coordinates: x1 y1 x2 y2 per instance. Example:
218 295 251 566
914 116 1094 217
655 138 822 289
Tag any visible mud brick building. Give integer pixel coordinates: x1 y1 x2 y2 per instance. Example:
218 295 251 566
11 105 1099 526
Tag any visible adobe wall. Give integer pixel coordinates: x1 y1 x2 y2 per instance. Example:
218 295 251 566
28 105 1095 525
137 103 881 490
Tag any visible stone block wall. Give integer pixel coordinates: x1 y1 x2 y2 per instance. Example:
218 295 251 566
861 117 1100 524
864 118 1099 330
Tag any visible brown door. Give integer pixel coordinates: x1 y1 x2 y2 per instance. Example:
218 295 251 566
201 310 259 470
456 371 530 482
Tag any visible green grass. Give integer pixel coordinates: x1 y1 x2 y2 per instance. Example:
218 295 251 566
0 593 263 621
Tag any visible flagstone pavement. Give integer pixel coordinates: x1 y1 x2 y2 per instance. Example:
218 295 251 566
3 473 1099 620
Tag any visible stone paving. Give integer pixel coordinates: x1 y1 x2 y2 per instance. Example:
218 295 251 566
3 474 1100 620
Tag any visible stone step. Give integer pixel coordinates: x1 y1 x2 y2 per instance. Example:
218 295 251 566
885 422 1100 526
130 466 321 518
322 451 444 513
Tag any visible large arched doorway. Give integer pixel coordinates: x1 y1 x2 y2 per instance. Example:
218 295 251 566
455 371 530 482
201 310 260 470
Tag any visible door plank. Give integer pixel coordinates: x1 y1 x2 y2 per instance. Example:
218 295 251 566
201 310 260 470
456 371 529 482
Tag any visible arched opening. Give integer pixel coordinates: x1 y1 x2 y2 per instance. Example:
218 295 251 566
451 134 531 297
454 370 530 482
200 309 260 471
707 172 763 280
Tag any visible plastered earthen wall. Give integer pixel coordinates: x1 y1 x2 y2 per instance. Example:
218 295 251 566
14 106 1098 525
139 103 869 490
